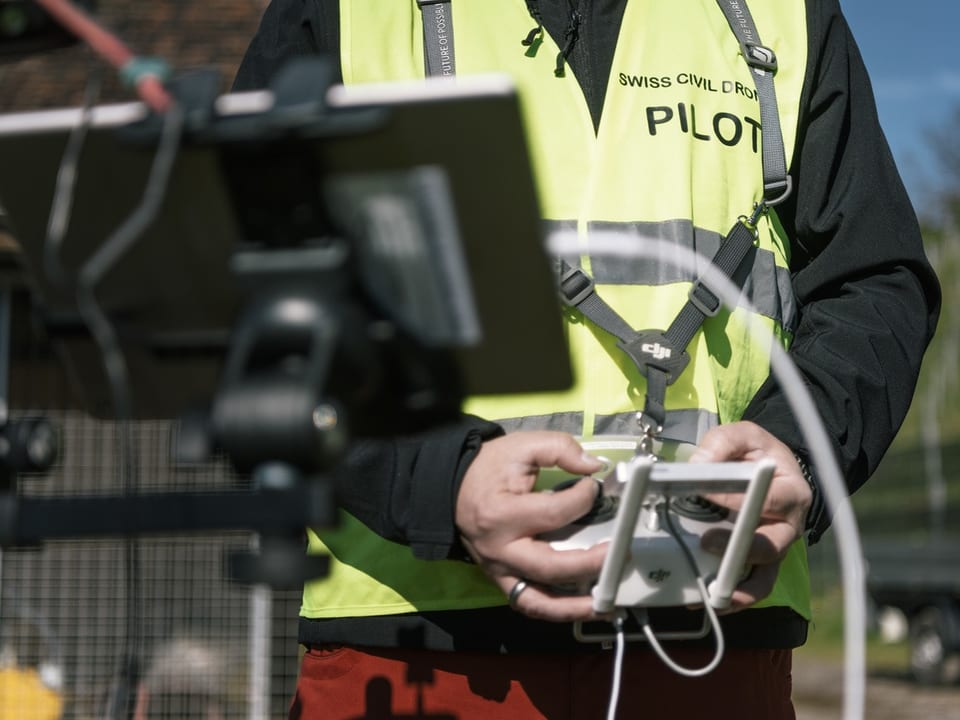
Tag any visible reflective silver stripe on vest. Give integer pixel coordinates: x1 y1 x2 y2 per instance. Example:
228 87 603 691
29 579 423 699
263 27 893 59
594 409 718 445
548 219 797 333
497 412 583 435
495 408 717 445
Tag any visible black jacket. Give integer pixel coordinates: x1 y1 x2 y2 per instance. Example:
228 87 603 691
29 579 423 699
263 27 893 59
232 0 941 651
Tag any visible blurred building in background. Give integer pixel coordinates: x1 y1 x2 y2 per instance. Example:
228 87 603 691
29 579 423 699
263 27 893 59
0 3 307 718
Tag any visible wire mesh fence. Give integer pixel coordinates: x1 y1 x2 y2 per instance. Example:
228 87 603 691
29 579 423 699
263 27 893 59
1 411 304 719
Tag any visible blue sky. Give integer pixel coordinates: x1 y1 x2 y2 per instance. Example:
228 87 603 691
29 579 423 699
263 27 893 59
841 1 960 209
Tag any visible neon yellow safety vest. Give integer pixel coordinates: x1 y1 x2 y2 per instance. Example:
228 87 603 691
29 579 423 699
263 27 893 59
302 0 811 622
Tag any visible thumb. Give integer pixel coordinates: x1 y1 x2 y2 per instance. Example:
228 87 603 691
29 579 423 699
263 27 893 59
555 438 606 475
689 422 757 463
516 432 606 475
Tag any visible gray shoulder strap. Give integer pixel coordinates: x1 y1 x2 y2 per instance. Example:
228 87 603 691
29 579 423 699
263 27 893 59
415 1 790 203
714 0 792 205
417 0 456 77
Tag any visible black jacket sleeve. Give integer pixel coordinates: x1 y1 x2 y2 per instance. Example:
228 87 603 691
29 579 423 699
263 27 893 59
328 417 505 561
741 0 941 541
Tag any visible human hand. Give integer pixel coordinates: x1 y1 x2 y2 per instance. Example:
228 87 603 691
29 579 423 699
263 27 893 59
455 431 608 622
689 421 812 612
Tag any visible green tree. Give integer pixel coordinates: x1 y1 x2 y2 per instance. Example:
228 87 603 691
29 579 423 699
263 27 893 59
897 106 960 446
862 107 960 540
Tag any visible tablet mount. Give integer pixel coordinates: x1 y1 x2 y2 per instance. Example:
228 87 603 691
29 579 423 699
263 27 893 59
0 61 465 588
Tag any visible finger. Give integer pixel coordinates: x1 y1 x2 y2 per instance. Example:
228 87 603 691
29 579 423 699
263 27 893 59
502 477 601 535
701 522 799 566
519 432 606 476
689 421 774 463
501 536 608 587
704 486 800 517
689 423 756 463
748 522 803 564
502 576 601 623
720 562 780 612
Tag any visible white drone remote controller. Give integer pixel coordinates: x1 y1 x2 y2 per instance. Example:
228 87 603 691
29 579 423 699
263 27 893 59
540 441 775 613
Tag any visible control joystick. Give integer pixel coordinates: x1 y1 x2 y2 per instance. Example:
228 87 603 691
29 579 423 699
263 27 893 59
668 495 729 522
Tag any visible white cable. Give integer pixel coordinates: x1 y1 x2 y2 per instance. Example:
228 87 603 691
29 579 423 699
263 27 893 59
641 503 726 677
606 612 627 720
636 578 725 677
548 230 866 720
603 580 724 719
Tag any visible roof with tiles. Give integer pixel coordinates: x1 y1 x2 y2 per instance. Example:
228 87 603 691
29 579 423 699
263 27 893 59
0 0 268 113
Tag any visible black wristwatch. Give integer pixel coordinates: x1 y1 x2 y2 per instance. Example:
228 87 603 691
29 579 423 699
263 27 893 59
794 452 826 544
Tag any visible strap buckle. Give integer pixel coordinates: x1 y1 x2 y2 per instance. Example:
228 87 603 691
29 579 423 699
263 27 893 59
747 172 793 225
558 264 595 307
762 174 793 207
744 44 777 73
746 201 768 227
687 279 721 318
636 412 663 454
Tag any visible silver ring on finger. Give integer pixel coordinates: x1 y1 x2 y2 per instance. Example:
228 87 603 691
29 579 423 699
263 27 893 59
508 578 530 609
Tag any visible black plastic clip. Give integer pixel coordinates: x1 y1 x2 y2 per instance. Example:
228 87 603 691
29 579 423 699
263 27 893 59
616 331 691 385
688 279 722 318
558 264 595 307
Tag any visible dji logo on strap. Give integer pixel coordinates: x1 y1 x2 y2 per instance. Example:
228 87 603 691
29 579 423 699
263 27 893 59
641 342 672 361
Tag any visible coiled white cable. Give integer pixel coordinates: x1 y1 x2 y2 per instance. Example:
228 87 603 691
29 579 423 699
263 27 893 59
549 230 866 720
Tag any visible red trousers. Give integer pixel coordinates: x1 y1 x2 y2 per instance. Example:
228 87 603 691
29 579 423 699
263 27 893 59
289 644 795 720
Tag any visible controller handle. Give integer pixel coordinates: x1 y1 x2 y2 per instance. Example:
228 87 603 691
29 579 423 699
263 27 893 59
706 458 776 608
591 456 654 614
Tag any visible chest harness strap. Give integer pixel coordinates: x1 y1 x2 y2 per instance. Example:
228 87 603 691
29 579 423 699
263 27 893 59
418 0 793 446
556 215 762 443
